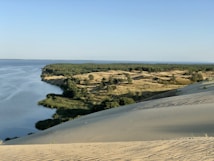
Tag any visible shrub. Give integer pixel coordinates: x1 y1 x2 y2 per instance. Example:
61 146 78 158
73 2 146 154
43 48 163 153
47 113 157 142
125 73 133 84
63 79 80 98
88 74 94 80
35 119 61 130
4 137 18 141
105 101 120 109
99 99 120 109
191 72 204 82
119 97 135 105
53 108 91 120
107 85 117 93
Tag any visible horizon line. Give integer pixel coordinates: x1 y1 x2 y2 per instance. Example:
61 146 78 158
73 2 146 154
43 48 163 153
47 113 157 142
0 58 214 64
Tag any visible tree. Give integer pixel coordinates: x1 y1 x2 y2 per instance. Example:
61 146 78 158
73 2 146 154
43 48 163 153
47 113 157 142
108 76 114 84
88 74 94 80
171 74 176 82
107 85 113 93
191 72 203 82
113 78 119 84
125 73 132 84
63 79 79 98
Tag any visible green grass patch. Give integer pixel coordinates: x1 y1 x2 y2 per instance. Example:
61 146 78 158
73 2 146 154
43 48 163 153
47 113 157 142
38 96 87 109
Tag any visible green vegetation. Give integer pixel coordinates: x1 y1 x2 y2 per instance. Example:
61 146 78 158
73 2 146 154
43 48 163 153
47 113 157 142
190 72 204 82
41 63 214 78
37 63 214 130
88 74 94 80
38 95 86 109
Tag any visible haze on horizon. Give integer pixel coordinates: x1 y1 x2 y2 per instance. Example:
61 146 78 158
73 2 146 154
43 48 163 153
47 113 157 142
0 0 213 62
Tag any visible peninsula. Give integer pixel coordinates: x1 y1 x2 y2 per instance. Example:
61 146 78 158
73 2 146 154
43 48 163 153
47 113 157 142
36 63 214 130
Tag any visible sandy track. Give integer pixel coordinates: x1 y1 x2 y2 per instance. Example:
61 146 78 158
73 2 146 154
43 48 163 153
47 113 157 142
1 138 214 161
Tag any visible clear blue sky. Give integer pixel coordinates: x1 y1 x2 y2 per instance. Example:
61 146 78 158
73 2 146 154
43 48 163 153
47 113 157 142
0 0 214 62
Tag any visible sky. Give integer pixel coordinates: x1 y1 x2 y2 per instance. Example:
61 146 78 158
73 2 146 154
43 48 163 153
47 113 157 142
0 0 214 62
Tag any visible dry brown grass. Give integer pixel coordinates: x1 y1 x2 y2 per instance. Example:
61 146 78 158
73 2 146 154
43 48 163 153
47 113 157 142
73 70 190 95
42 70 214 103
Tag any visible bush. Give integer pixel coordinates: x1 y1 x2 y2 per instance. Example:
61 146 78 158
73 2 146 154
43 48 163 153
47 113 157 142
105 101 120 109
53 108 91 120
119 97 135 105
35 119 61 130
191 72 203 82
63 79 80 98
107 85 117 93
99 99 120 109
88 74 94 80
4 137 18 141
125 73 133 84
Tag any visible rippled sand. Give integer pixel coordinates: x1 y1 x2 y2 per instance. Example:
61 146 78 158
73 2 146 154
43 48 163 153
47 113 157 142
1 138 214 161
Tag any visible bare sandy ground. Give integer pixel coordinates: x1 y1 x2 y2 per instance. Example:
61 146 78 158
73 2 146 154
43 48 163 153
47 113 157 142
1 81 214 160
1 138 214 160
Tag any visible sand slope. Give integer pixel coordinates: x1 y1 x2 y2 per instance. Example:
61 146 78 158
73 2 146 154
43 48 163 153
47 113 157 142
1 81 214 160
5 81 214 144
1 138 214 161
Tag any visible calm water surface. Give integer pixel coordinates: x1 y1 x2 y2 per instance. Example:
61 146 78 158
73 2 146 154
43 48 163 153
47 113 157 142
0 60 63 140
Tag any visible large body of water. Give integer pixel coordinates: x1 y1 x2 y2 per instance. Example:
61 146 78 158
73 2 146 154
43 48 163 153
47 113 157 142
0 60 65 140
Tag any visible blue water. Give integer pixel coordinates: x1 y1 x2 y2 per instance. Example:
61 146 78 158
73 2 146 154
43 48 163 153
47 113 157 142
0 60 65 140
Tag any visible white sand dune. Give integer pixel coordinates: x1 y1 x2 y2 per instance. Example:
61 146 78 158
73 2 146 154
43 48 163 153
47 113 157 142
1 81 214 160
1 138 214 161
5 81 214 144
